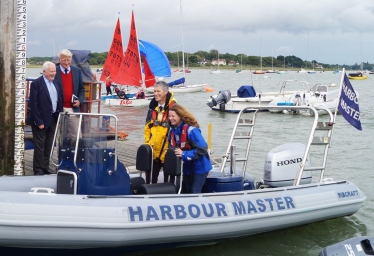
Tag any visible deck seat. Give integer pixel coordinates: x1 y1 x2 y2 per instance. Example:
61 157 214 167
136 146 181 195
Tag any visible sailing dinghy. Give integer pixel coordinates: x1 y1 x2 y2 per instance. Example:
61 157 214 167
104 12 157 107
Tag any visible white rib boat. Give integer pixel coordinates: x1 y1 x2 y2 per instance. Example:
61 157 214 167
0 107 366 253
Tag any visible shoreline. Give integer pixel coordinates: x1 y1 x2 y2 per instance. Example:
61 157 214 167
26 64 337 72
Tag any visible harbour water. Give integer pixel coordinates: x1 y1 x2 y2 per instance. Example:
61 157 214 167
25 68 373 256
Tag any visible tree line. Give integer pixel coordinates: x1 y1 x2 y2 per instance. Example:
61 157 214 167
26 49 373 70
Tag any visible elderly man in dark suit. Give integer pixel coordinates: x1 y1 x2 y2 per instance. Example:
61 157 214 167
54 49 85 138
26 61 63 175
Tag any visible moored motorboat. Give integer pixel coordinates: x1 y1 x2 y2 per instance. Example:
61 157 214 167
268 83 340 115
207 80 316 113
0 106 366 252
348 72 368 80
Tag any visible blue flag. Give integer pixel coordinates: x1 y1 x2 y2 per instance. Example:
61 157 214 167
338 73 362 130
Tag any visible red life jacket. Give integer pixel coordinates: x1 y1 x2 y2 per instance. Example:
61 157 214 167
150 101 175 127
170 124 192 150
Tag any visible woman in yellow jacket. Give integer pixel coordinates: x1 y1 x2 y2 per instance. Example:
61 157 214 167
144 81 177 184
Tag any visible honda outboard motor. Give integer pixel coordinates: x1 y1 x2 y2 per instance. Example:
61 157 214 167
319 236 374 256
263 143 312 187
207 90 231 109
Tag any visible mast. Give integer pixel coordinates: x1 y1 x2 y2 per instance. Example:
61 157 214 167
241 54 243 70
180 0 186 78
133 10 146 88
260 38 262 71
360 31 363 71
176 44 180 71
306 33 309 69
271 51 273 70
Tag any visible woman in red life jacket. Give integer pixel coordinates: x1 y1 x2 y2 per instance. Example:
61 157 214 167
168 104 212 193
105 76 112 95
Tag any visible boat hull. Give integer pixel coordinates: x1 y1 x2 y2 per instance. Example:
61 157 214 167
0 175 366 250
104 98 150 107
170 84 207 93
348 76 368 80
146 84 208 93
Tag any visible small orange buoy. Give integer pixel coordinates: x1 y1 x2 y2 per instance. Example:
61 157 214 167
205 87 213 92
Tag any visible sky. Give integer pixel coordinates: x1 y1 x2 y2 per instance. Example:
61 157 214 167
26 0 374 65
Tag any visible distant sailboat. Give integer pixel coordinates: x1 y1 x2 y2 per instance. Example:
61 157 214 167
210 51 222 74
253 38 265 74
348 32 368 80
277 56 287 74
236 54 243 73
266 51 277 73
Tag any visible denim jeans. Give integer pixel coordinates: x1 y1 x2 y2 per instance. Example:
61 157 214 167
184 172 209 194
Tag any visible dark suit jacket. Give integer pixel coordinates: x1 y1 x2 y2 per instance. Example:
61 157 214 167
54 65 85 113
26 75 63 127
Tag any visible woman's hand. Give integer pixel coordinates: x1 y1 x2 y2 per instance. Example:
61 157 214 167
175 148 183 157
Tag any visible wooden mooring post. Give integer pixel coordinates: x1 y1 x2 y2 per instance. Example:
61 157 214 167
0 0 17 175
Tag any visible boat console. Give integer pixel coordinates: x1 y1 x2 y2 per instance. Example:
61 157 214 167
53 112 131 196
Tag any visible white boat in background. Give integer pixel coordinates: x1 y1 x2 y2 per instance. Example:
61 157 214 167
146 82 208 94
277 70 287 74
266 52 277 73
0 105 365 251
298 68 307 73
170 83 208 93
207 80 316 113
299 97 339 116
210 52 222 74
268 83 340 115
105 97 151 107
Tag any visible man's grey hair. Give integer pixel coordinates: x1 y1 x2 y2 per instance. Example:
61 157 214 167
154 81 169 91
58 49 73 58
42 61 56 71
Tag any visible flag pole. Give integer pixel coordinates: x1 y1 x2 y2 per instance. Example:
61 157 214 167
333 68 346 124
328 68 345 147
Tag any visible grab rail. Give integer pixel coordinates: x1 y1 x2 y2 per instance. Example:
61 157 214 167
221 105 334 186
